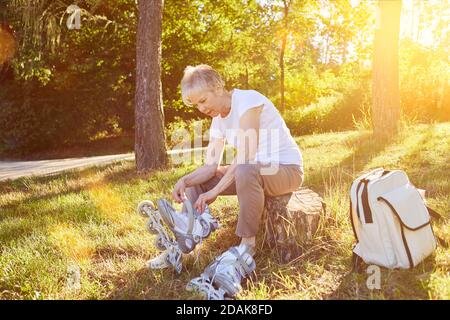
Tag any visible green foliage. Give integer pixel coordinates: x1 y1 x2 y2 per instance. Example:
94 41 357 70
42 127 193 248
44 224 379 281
0 0 137 155
285 95 342 135
399 39 450 122
1 0 449 157
284 68 372 135
161 0 278 121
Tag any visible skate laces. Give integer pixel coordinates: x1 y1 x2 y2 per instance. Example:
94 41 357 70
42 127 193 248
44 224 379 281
193 236 203 266
167 245 182 273
170 203 210 236
172 204 212 265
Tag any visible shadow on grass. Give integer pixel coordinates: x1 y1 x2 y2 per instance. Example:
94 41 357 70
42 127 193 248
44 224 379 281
102 206 244 300
0 161 183 217
0 161 182 250
304 131 392 195
304 124 448 196
0 169 104 212
325 255 438 300
89 244 196 300
104 265 199 300
394 125 450 198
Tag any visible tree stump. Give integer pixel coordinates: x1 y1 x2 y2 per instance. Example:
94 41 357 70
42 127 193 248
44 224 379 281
259 187 325 264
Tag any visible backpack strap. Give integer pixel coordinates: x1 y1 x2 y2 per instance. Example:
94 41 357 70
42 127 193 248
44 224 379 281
435 236 449 248
427 206 444 221
229 246 255 278
349 197 359 242
361 180 373 223
427 206 448 248
355 180 365 219
351 252 366 273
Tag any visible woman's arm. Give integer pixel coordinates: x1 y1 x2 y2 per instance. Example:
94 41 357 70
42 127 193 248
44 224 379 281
194 106 262 212
183 137 225 187
172 137 225 202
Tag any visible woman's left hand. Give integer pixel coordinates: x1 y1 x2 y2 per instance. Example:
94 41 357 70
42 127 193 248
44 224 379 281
194 189 219 213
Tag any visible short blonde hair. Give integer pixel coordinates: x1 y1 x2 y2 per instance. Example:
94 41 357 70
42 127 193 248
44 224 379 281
181 64 225 106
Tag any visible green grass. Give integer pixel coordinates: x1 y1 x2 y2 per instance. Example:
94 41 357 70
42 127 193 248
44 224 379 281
0 123 449 300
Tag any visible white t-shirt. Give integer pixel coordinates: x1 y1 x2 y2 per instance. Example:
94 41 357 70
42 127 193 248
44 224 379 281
209 89 303 166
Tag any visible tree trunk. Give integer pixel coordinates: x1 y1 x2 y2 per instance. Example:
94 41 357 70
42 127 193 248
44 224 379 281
135 0 168 172
0 23 16 66
259 187 325 264
372 0 402 140
279 0 289 113
280 34 286 113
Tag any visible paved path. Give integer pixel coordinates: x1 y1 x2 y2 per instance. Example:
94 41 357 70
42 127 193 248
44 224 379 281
0 147 207 182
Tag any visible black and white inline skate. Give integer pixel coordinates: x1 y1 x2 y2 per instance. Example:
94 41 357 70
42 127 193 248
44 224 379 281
186 244 256 300
137 198 219 273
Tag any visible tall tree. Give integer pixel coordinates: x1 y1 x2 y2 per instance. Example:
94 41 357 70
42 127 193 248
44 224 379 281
372 0 402 139
135 0 168 172
279 0 291 113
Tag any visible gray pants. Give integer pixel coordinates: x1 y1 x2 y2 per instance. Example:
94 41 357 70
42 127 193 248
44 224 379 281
184 163 304 238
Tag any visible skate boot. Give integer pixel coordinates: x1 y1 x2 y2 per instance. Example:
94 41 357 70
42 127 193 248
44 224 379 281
156 198 219 254
186 244 256 300
137 198 219 273
137 200 183 273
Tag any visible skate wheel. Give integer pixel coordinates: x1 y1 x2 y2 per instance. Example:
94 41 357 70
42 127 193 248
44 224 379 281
137 200 155 217
146 219 158 234
154 234 166 251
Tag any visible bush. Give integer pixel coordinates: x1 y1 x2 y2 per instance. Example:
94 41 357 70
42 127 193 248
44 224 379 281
399 39 450 122
0 80 121 157
284 85 370 136
283 66 373 136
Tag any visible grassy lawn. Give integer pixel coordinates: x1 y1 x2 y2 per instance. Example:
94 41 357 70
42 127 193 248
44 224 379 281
0 123 449 300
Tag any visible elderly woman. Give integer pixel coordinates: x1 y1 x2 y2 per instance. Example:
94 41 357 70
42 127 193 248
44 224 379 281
160 64 304 299
174 64 304 246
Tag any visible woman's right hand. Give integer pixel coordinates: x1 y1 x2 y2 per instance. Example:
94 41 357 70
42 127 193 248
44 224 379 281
172 178 187 203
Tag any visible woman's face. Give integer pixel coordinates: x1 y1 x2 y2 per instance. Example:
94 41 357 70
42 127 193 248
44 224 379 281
189 88 223 117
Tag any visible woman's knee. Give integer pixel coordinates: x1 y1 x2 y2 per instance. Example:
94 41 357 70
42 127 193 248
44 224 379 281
234 163 258 178
235 164 260 185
